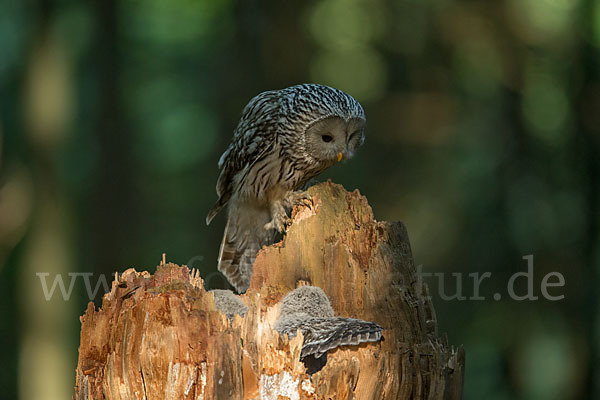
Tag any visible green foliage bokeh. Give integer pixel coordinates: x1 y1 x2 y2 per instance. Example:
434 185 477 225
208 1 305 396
1 0 599 399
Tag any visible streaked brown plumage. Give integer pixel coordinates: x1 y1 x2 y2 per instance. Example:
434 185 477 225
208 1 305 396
207 84 366 293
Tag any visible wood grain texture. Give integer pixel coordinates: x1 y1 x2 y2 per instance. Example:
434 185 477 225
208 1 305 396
74 181 464 399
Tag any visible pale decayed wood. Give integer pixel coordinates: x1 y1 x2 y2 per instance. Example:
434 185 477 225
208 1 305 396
74 181 464 399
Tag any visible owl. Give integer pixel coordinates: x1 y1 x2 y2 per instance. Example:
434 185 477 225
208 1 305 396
206 84 366 293
274 286 383 374
210 289 248 322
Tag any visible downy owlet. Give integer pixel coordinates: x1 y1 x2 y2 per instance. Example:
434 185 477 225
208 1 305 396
274 286 382 374
206 84 366 293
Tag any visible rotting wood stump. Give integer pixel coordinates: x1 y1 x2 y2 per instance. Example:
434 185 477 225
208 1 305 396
74 181 465 399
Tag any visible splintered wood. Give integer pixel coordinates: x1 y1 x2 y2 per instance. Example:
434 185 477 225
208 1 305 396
74 181 464 399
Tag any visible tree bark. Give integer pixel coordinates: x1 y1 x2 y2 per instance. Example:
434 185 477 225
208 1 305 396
74 181 464 399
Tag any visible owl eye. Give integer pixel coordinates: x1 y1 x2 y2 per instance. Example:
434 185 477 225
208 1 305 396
321 134 333 143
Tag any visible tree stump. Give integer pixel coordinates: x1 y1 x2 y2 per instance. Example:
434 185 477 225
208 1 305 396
74 181 464 399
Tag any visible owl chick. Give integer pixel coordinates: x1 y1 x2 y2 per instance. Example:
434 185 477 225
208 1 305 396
274 286 382 373
206 84 366 293
210 289 248 322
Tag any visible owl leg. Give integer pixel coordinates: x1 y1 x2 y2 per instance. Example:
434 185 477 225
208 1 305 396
263 201 289 233
283 190 313 210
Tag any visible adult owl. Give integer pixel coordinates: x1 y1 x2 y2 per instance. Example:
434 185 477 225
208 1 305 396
206 84 366 293
274 286 382 374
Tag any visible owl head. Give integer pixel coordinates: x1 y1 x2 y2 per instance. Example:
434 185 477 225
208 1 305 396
304 115 365 165
284 84 366 166
279 285 335 318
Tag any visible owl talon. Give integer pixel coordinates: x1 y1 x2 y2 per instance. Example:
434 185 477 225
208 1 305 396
285 191 313 210
264 206 290 233
264 218 289 233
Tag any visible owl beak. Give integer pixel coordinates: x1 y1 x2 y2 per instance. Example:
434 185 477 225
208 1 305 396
337 152 343 162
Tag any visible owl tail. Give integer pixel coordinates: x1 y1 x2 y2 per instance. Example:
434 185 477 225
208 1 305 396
217 217 259 293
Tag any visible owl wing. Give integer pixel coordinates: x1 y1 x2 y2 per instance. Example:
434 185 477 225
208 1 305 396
299 317 383 359
206 90 282 225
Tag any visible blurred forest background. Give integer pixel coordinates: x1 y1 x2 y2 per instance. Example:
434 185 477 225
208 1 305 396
1 0 599 399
